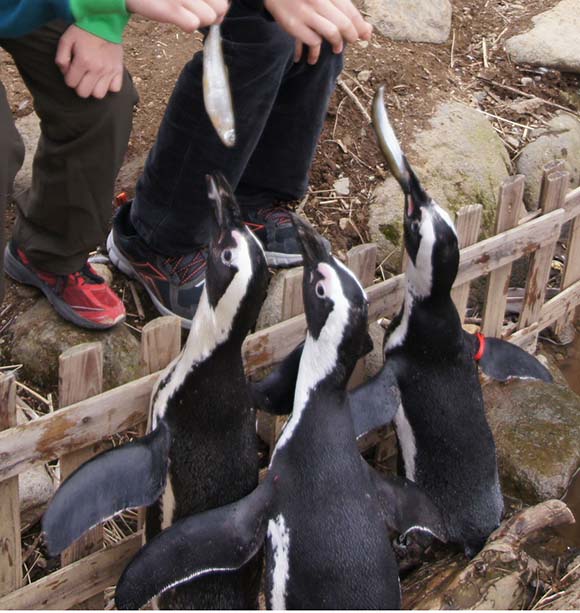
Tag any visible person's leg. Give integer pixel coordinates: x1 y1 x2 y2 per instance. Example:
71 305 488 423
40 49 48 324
1 22 138 329
108 5 296 326
0 81 25 303
129 4 295 255
236 42 343 265
0 21 138 274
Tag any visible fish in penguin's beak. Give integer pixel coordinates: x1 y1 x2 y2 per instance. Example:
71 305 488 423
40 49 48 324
371 86 430 220
290 214 332 270
206 172 244 237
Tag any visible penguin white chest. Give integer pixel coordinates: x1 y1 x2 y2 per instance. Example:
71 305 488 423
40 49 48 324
268 514 291 610
394 404 417 481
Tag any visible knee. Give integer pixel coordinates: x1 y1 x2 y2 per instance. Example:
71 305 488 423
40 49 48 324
314 42 344 78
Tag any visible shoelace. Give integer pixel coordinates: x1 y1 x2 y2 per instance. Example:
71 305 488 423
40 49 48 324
261 207 292 226
163 252 207 286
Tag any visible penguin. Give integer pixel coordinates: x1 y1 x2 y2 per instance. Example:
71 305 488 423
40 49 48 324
114 216 448 611
346 86 553 558
43 173 272 609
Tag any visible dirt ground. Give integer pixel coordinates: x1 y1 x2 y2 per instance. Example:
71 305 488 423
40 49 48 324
1 0 580 602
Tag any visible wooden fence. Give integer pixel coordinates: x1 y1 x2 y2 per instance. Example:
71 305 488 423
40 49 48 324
0 163 579 609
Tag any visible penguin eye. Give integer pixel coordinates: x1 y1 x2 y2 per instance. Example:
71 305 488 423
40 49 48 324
315 281 326 299
221 249 233 265
411 220 420 233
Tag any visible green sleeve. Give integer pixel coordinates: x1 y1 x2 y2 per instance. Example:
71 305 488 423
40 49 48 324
69 0 130 43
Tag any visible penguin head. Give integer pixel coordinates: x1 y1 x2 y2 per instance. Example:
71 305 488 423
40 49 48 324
403 183 459 301
205 173 269 337
293 215 373 384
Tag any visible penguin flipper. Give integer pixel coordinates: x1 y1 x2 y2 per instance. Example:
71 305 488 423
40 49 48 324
42 420 171 556
366 464 448 544
349 363 401 439
464 332 553 382
251 342 304 415
115 482 273 610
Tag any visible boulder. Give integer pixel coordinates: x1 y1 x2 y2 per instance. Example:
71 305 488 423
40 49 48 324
505 0 580 74
369 102 511 264
516 113 580 210
483 377 580 504
7 298 143 392
256 268 304 330
364 0 452 44
13 112 40 195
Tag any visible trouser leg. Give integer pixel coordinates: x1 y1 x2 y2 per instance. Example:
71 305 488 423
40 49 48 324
236 43 343 210
0 22 138 274
0 81 25 302
130 4 297 255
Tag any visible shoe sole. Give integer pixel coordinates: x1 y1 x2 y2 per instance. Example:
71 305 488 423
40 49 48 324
107 233 193 330
4 246 124 331
264 251 303 268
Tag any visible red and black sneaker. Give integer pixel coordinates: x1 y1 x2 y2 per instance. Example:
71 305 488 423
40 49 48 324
4 242 125 330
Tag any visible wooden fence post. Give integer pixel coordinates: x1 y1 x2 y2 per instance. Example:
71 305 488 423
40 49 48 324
518 170 569 349
451 204 483 321
346 244 378 389
0 374 21 597
554 204 580 338
481 175 526 337
59 342 104 609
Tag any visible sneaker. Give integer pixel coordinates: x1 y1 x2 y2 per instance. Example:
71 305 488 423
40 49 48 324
244 206 331 268
4 242 125 330
107 203 206 328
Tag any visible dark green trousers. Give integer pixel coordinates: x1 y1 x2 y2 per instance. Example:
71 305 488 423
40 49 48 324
0 21 137 302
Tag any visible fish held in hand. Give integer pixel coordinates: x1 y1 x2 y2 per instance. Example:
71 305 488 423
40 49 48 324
203 25 236 148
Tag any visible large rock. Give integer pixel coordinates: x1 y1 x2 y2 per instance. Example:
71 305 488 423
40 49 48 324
483 377 580 504
369 102 511 264
364 0 452 43
13 112 40 195
516 112 580 210
505 0 580 73
8 299 143 391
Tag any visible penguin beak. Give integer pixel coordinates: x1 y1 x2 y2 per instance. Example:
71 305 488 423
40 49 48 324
291 214 331 269
206 172 244 235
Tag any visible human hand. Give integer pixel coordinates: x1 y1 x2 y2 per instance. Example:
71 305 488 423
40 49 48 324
56 25 124 99
126 0 229 32
265 0 372 64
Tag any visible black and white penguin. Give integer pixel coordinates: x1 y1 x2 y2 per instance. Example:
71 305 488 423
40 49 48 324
43 173 271 608
114 216 446 610
350 87 553 557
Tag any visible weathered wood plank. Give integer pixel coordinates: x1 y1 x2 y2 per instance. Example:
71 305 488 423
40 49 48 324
347 244 378 389
510 280 580 347
0 374 21 597
281 268 304 322
0 372 157 483
0 534 141 610
518 171 569 341
451 204 483 320
563 185 580 223
482 175 525 337
59 343 105 609
140 316 182 375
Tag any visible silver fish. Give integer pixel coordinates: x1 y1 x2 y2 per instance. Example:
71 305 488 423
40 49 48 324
203 25 236 148
371 85 410 192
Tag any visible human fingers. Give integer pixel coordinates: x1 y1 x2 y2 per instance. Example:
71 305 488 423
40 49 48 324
307 43 321 65
109 70 124 93
330 0 372 38
55 32 73 74
306 11 343 53
294 39 303 62
195 0 228 21
311 0 358 44
189 0 218 28
92 74 113 99
64 54 87 90
75 71 100 99
287 18 323 48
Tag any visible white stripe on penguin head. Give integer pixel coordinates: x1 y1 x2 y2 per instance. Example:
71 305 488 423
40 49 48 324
272 262 351 458
151 230 253 425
